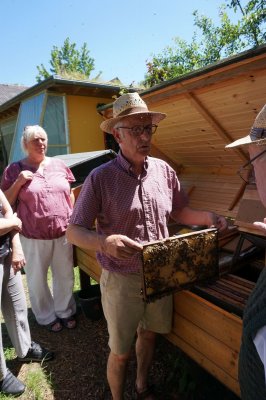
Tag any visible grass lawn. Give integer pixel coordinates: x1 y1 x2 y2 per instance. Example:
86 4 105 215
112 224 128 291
0 267 81 400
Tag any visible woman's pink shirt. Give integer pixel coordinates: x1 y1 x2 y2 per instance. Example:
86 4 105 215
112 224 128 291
1 158 75 239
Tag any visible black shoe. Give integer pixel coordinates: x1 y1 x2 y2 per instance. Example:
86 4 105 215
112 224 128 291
0 369 25 396
17 341 54 363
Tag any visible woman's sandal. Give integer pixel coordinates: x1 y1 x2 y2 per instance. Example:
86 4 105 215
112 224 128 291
45 318 63 333
135 384 156 399
61 315 77 329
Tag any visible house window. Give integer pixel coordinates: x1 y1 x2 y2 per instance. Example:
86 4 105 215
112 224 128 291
0 117 17 169
8 92 69 163
9 92 46 163
43 95 69 156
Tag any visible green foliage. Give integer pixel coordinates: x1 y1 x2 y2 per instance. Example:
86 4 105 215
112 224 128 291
47 265 81 292
143 0 266 87
0 366 53 400
36 37 95 82
0 392 15 400
25 368 53 400
3 347 16 361
73 266 81 292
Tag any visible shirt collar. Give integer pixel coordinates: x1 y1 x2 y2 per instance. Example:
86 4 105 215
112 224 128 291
117 151 149 175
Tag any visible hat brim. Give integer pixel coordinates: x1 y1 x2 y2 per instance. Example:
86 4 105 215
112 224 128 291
225 135 266 148
100 111 166 134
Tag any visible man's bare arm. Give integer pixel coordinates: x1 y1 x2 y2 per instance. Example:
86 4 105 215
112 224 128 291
66 224 143 260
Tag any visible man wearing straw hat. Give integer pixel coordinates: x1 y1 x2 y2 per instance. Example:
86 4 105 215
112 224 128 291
226 104 266 400
67 92 227 400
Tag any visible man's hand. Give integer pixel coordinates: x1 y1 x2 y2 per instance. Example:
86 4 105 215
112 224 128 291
253 218 266 233
213 214 228 232
102 234 143 260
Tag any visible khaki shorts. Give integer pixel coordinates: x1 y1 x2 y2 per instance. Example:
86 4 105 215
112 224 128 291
100 269 173 355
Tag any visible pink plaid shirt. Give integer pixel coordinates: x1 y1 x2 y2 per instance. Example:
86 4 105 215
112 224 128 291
71 152 188 273
1 158 75 239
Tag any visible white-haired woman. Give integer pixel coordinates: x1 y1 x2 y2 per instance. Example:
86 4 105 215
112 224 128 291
1 125 76 332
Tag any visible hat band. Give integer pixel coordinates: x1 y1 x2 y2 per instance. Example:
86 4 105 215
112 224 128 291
250 127 266 141
116 106 149 118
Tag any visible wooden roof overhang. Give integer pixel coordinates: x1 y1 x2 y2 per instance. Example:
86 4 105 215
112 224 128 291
0 76 134 121
142 45 266 168
98 44 266 217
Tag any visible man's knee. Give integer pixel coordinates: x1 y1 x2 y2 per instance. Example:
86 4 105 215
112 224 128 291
137 327 156 342
109 350 131 365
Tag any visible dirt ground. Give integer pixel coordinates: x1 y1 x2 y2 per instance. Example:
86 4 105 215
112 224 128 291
3 288 241 400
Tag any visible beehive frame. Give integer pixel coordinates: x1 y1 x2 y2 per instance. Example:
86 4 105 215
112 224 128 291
141 228 219 302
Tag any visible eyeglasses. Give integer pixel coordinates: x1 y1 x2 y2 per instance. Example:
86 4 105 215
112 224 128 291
117 124 158 137
237 148 266 184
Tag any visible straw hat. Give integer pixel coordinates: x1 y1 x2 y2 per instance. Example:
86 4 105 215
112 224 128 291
226 104 266 148
100 92 166 134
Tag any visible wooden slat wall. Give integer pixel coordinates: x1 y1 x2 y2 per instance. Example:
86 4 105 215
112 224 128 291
166 290 242 397
180 173 243 218
143 55 266 224
75 247 101 282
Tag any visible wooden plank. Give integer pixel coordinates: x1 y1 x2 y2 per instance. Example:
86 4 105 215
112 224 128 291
197 75 266 110
222 274 256 290
143 53 266 107
218 278 254 295
236 221 266 237
171 312 239 380
166 331 241 397
75 247 101 281
214 279 252 297
193 279 251 317
173 290 242 351
205 282 249 303
194 286 246 315
150 143 183 174
185 92 247 162
78 261 100 283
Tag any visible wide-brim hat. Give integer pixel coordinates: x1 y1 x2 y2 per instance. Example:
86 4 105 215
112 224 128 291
226 104 266 148
100 92 166 134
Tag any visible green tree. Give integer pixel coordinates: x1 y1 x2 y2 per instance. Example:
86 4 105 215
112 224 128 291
229 0 266 45
143 0 265 87
36 37 96 82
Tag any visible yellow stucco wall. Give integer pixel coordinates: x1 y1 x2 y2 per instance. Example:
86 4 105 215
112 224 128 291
66 95 110 153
